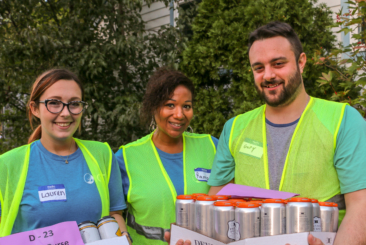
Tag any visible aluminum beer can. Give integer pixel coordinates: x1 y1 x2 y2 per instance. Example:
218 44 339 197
286 197 313 234
261 199 286 236
235 202 260 240
176 195 195 230
191 193 207 199
211 195 229 201
319 202 334 232
331 203 339 232
78 221 101 244
195 196 216 237
213 201 236 243
311 199 322 232
97 216 122 239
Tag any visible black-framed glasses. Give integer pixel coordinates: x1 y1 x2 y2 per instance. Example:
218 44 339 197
39 99 88 115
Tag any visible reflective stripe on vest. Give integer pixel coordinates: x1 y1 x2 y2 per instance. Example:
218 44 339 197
230 97 347 202
122 132 215 244
127 212 169 242
0 138 112 237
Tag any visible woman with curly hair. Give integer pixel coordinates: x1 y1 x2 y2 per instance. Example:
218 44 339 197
115 67 218 245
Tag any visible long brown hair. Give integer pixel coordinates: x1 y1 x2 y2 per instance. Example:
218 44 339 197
27 69 84 144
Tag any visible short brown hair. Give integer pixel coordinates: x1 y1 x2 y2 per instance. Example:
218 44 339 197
140 67 195 127
248 21 303 61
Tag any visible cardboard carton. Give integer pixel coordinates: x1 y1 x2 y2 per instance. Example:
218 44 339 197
170 224 336 245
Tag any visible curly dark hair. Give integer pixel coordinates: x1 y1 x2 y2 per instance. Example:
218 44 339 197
140 67 195 127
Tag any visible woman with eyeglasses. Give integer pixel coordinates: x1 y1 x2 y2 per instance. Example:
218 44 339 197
115 67 218 244
0 69 131 243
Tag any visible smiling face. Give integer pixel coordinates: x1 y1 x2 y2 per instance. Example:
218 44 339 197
31 79 83 143
249 36 306 107
154 85 193 139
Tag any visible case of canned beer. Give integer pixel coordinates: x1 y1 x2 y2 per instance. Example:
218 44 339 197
172 188 337 245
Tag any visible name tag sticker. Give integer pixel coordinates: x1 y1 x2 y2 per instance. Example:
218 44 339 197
38 184 67 203
239 138 264 159
194 168 211 182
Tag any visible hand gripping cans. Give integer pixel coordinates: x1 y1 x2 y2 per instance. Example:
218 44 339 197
331 203 339 232
235 202 260 240
176 195 195 230
261 199 286 236
311 199 322 232
195 196 217 237
213 201 236 243
319 202 334 232
97 216 122 239
78 221 101 244
286 198 313 234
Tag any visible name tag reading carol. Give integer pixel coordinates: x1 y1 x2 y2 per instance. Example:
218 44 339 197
38 184 67 203
194 168 211 182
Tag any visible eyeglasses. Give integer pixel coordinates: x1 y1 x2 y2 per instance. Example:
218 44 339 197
39 99 88 115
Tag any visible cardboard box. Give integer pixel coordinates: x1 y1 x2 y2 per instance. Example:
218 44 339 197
88 236 129 245
170 224 336 245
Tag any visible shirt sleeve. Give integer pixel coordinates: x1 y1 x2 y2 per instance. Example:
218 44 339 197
207 118 236 186
108 150 127 211
211 136 219 148
115 148 129 202
334 106 366 194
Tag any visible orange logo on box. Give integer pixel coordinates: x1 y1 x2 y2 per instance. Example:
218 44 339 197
116 228 122 236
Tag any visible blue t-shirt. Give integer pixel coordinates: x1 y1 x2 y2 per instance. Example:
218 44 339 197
0 140 126 234
208 105 366 195
115 136 218 200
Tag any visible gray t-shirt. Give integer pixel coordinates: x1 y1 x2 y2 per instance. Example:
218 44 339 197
266 118 299 190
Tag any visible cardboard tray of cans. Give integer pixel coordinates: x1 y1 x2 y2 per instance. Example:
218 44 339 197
170 224 336 245
88 236 129 245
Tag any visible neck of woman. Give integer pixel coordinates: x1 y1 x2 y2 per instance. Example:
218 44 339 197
152 129 183 154
40 136 77 156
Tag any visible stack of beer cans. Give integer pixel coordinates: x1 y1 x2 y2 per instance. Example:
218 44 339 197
175 194 339 243
78 216 123 244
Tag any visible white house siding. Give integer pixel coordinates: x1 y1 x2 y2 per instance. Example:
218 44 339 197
317 0 342 43
140 1 171 31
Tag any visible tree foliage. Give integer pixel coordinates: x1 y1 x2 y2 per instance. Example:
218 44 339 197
0 0 178 153
180 0 338 137
313 0 366 117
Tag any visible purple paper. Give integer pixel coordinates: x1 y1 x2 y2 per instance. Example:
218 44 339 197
0 221 85 245
217 183 299 199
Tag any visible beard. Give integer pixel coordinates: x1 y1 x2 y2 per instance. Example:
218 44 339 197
255 66 302 107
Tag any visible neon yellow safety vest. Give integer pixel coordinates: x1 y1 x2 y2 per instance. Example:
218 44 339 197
0 138 113 237
229 97 347 224
121 132 216 245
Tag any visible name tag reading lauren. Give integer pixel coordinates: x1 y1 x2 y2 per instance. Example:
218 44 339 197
239 138 264 159
38 184 67 203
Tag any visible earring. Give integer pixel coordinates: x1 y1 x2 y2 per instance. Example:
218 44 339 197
149 118 156 132
187 125 194 133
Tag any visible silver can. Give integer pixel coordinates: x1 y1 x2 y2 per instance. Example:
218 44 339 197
261 199 286 236
176 195 195 230
319 202 334 232
311 199 322 232
332 203 339 232
97 216 122 239
195 196 216 237
213 201 236 243
286 198 313 234
78 221 101 244
235 202 260 240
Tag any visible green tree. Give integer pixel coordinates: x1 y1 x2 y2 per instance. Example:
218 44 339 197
313 0 366 117
181 0 338 137
0 0 177 153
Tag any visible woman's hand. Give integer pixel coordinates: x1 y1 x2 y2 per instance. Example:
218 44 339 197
164 231 191 245
110 210 132 245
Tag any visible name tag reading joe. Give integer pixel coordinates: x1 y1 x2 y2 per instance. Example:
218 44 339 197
38 184 67 203
239 138 264 159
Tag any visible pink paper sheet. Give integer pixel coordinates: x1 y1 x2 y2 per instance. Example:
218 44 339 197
217 183 299 199
0 221 85 245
